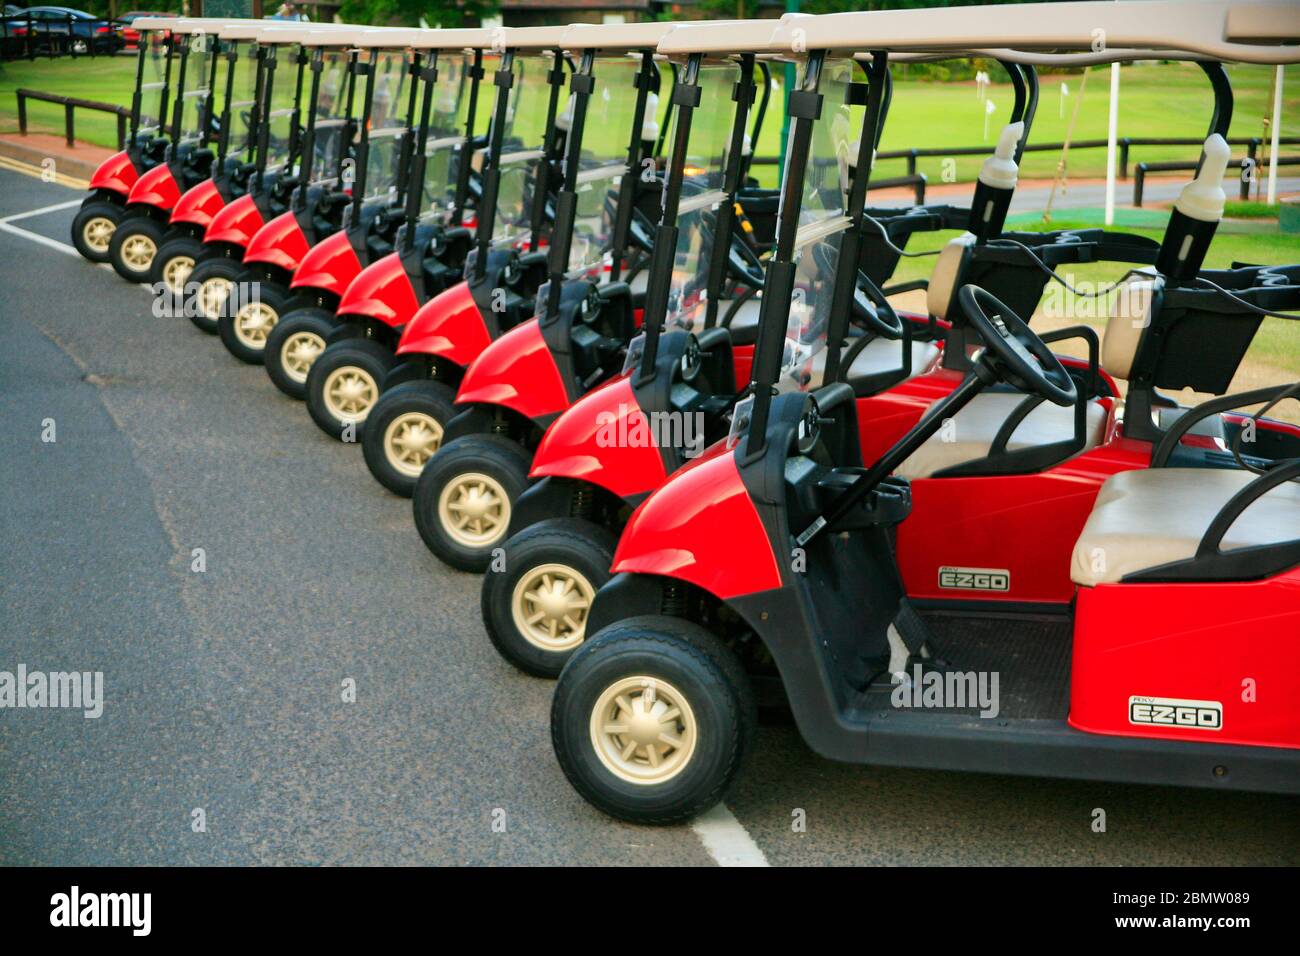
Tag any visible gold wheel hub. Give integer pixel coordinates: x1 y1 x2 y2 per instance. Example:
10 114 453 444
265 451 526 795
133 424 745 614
511 563 595 652
83 216 115 253
437 471 510 548
322 366 378 424
121 233 157 271
199 276 233 320
234 301 278 349
162 255 195 295
383 412 443 477
589 676 698 785
282 332 325 383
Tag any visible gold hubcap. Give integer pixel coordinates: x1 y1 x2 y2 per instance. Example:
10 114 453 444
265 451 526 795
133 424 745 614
83 216 115 253
322 366 378 424
590 676 698 785
281 332 325 383
234 301 278 349
383 412 443 477
511 563 595 652
199 276 233 320
162 255 194 295
121 233 157 271
438 472 510 548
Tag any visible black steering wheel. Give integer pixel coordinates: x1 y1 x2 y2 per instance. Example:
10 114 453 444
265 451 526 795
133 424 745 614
959 285 1077 407
852 271 905 340
727 233 765 289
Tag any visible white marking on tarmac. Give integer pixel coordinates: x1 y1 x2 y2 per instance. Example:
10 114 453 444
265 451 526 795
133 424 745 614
0 197 84 223
690 803 770 867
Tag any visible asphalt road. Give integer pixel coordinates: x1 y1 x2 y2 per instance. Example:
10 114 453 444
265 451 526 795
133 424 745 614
1 166 1296 866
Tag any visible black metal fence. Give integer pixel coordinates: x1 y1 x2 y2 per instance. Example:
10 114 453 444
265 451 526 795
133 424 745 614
15 88 130 148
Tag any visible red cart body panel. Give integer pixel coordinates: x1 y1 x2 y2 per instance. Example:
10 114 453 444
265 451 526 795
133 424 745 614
454 318 568 423
396 280 488 365
89 150 139 198
170 178 224 228
336 251 419 327
125 161 180 211
290 228 362 296
204 193 263 248
243 210 309 271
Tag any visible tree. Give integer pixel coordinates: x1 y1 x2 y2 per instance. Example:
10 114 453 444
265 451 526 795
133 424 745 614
335 0 498 28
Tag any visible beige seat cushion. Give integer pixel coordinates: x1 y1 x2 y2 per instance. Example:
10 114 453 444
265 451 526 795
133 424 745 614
895 391 1108 480
1071 467 1300 586
809 337 940 390
629 271 649 297
721 297 762 344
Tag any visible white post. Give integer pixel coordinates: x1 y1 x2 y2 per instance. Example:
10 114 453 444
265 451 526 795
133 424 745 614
1268 64 1284 206
1104 62 1120 226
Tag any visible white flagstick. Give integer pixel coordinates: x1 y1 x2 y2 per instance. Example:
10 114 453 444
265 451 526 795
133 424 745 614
1060 81 1069 119
984 97 996 140
1268 64 1284 206
1105 61 1120 226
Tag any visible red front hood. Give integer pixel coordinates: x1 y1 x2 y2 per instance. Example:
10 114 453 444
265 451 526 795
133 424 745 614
336 251 419 328
291 229 362 296
611 442 782 600
170 178 224 228
395 281 489 366
243 211 309 271
530 374 668 501
454 318 569 424
126 161 180 211
204 193 263 248
88 150 138 198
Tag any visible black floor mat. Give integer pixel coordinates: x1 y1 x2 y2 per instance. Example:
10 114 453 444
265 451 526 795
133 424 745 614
861 612 1073 721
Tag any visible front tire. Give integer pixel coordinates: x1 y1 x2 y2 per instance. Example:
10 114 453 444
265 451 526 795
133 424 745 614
412 433 533 572
551 617 755 825
304 338 395 440
71 199 121 262
217 278 290 365
482 518 617 677
107 214 165 282
186 257 243 335
150 234 205 298
361 380 456 496
264 307 338 399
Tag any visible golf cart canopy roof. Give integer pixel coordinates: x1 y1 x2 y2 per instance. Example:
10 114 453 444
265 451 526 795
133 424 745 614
170 18 249 34
560 21 677 52
127 16 178 32
769 1 1300 65
497 25 570 51
380 27 495 51
657 18 781 55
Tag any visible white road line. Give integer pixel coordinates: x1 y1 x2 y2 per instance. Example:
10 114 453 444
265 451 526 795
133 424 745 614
690 803 770 867
0 197 84 224
0 218 83 258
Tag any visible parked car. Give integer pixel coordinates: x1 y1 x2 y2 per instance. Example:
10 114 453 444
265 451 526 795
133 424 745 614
119 9 173 49
14 6 124 54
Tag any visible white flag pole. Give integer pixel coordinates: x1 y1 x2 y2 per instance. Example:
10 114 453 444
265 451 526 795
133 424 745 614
1268 64 1284 206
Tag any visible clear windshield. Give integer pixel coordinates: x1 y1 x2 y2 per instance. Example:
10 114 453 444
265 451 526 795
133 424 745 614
774 57 860 390
564 54 643 276
137 30 171 139
655 60 743 329
177 32 217 146
263 42 307 174
360 49 411 201
304 47 352 184
664 61 739 193
415 52 473 222
225 40 260 161
490 52 556 247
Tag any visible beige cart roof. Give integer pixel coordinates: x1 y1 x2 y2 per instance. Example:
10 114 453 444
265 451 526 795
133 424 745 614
657 18 782 55
769 2 1300 65
127 16 178 32
495 25 570 51
379 28 495 51
560 21 678 52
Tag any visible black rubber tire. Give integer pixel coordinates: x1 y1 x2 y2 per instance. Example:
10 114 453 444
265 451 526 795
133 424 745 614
217 277 290 365
149 234 206 298
264 307 339 400
185 256 243 335
304 338 396 441
360 380 457 496
551 616 756 825
482 518 619 678
412 433 533 572
71 199 122 263
107 214 166 283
